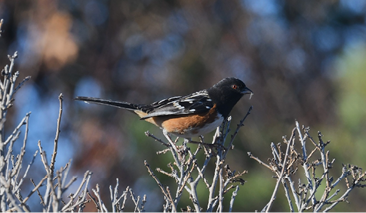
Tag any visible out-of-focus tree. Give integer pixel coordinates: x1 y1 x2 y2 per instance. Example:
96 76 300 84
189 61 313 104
0 0 365 211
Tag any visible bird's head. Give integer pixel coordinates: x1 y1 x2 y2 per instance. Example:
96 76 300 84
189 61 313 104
208 77 253 117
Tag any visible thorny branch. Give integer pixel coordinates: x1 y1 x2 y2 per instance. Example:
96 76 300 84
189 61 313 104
0 27 148 212
145 107 252 212
250 121 366 212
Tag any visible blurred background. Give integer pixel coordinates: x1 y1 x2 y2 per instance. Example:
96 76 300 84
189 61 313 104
0 0 366 211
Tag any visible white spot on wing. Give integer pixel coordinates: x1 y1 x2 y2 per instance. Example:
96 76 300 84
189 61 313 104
173 102 184 109
181 98 195 104
190 90 208 97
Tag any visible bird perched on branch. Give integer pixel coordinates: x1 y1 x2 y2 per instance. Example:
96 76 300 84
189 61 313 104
75 77 252 138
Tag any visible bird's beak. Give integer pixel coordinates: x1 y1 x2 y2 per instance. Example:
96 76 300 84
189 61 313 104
241 87 253 95
241 87 253 99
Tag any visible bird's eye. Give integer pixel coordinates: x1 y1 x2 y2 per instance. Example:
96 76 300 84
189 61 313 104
231 84 238 90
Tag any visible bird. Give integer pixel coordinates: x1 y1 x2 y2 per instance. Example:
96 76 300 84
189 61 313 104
75 77 253 139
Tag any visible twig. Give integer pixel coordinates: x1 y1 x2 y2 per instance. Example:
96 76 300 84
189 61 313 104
50 93 63 176
264 128 296 212
247 152 272 171
145 131 169 147
229 185 239 212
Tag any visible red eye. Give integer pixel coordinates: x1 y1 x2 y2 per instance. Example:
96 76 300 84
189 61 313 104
232 84 238 90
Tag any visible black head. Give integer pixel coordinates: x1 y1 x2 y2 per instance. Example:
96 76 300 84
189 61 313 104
207 77 252 117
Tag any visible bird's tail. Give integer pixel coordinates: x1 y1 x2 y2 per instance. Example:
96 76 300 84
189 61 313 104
75 96 141 111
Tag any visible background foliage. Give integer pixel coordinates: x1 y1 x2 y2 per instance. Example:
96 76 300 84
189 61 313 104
0 0 365 211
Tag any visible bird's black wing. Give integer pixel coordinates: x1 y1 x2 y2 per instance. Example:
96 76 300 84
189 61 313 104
141 90 213 119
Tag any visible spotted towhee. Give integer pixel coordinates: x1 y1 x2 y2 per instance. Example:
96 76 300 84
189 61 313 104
75 77 252 138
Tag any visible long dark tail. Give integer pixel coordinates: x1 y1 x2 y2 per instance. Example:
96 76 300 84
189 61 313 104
75 96 140 111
